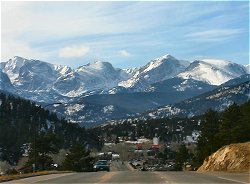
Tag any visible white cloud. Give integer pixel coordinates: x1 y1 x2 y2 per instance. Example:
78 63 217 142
117 50 132 57
1 2 150 44
186 28 245 42
59 45 90 58
1 1 248 66
1 39 50 61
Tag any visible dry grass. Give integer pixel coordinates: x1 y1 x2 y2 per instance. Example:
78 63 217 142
0 170 72 182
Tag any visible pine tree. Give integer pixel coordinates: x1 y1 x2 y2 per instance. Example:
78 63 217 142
217 103 241 147
63 144 94 172
195 109 219 165
174 144 189 171
27 134 60 171
238 101 250 142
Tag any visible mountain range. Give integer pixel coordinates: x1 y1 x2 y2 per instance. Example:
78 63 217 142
143 75 250 119
0 55 249 127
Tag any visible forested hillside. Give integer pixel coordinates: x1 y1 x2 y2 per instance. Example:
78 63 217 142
94 117 201 143
0 92 101 167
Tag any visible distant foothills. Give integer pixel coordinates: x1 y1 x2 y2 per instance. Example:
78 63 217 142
0 54 249 127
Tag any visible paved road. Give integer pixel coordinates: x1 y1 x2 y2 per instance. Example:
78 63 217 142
3 171 249 184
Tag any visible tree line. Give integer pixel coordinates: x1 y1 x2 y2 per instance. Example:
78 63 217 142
194 101 250 166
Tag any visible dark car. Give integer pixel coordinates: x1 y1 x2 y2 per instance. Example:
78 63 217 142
93 160 110 172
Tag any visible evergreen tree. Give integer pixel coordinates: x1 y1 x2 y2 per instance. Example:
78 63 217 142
217 103 241 147
163 147 176 160
27 134 60 171
174 144 189 171
194 102 250 167
63 144 94 172
195 109 219 165
238 101 250 142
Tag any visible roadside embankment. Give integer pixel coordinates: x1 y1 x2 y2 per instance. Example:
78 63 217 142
198 142 250 172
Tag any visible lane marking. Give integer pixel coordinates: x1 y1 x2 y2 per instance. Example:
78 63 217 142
153 172 176 184
218 177 249 184
97 172 116 183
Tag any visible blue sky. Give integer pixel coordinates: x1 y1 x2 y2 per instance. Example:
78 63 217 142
1 1 249 69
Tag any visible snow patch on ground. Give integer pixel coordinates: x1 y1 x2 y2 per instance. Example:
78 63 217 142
65 104 85 116
103 105 114 114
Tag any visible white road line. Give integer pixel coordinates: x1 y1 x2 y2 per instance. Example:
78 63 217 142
218 177 249 184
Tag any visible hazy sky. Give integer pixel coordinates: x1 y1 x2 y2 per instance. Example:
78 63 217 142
1 1 249 69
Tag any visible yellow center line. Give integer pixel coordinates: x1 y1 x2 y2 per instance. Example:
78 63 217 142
96 172 116 183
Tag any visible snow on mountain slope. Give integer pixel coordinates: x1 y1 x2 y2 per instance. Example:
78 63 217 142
1 55 248 126
178 59 247 85
148 77 216 94
2 55 246 96
122 67 139 77
119 54 190 91
76 61 129 85
54 65 72 75
1 56 29 83
1 56 72 91
245 64 250 73
53 61 130 97
143 79 250 119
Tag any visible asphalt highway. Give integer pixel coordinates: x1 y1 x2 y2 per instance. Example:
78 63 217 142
2 161 249 184
3 171 249 184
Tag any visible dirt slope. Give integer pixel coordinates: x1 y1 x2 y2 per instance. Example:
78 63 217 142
198 142 250 172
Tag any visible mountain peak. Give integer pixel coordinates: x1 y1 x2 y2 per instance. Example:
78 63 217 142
178 59 247 85
12 56 23 60
94 60 105 64
3 56 29 74
9 56 28 64
163 53 175 58
12 56 25 60
154 54 176 61
93 60 113 67
78 61 115 71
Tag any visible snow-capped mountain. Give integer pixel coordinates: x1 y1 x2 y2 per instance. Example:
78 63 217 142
1 55 247 98
1 56 72 92
148 77 216 94
178 59 247 85
143 75 250 119
119 54 190 91
53 61 130 97
1 55 248 127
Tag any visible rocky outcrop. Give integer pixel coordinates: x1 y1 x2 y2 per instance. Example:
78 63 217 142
198 142 250 172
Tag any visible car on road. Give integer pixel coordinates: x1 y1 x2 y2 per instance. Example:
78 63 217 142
93 160 110 172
